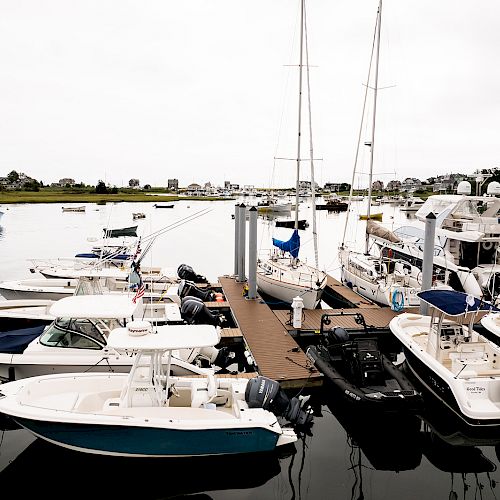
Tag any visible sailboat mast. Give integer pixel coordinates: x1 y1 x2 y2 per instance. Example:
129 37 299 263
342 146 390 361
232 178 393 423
365 0 382 254
303 2 320 272
294 0 305 230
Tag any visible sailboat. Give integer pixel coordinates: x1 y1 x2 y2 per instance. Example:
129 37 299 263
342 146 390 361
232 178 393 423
256 0 327 310
338 0 444 310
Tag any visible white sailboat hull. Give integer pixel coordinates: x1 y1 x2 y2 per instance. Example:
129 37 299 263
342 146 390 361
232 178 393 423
256 259 326 309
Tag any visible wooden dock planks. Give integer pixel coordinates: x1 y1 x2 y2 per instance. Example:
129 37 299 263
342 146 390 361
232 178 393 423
325 275 380 309
219 276 322 388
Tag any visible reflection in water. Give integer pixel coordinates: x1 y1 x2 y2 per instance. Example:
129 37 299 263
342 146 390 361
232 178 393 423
0 436 295 499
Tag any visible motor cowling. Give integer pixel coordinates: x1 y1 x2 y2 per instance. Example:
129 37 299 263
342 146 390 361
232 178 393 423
178 279 216 302
180 296 224 327
177 264 209 284
245 376 313 426
324 326 349 346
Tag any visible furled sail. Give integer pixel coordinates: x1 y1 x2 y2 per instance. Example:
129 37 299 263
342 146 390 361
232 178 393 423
366 219 401 243
272 229 300 258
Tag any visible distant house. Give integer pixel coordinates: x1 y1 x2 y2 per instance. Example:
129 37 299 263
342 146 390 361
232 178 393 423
386 180 401 192
401 177 422 192
128 178 140 188
324 182 344 193
432 174 465 193
59 178 75 187
168 178 179 191
372 180 384 191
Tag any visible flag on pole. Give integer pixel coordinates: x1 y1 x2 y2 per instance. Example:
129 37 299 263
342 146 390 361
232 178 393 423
132 283 145 304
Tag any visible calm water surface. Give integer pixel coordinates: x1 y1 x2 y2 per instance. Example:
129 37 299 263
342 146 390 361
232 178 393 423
0 198 499 500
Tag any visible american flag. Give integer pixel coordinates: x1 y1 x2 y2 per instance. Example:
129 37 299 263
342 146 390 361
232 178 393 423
132 283 146 304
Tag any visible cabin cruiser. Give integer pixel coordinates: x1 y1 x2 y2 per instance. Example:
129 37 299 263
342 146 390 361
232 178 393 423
370 186 500 303
390 290 500 427
400 196 425 213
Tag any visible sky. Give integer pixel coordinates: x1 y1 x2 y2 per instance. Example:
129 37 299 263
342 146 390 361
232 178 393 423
0 0 498 189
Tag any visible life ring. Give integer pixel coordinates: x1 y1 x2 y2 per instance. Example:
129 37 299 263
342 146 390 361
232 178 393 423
482 241 494 251
391 288 404 312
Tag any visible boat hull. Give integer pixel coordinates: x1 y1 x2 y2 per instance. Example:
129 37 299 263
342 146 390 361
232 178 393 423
12 417 281 457
403 346 500 428
256 271 325 309
306 345 422 412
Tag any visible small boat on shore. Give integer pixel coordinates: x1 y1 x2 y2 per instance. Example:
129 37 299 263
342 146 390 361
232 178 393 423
132 213 146 220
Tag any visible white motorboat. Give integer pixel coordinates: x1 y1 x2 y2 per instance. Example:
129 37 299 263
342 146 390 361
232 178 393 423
0 293 235 381
399 196 425 212
0 322 312 457
256 0 327 309
0 275 182 302
389 289 500 427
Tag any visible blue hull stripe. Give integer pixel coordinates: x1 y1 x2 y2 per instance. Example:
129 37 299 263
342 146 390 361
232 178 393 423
14 418 280 456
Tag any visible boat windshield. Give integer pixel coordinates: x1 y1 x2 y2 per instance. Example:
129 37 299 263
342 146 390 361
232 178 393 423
40 318 123 349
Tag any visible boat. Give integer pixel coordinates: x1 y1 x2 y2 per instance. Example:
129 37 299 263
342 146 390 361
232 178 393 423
359 212 382 221
0 292 239 382
62 206 85 213
256 196 292 214
400 196 425 212
274 218 308 230
369 188 500 303
256 0 327 310
132 212 146 220
389 289 500 427
153 202 175 208
316 197 348 212
0 322 313 457
103 225 138 238
338 0 442 310
306 311 423 411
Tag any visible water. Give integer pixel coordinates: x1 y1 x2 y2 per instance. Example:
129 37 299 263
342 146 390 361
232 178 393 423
0 198 499 499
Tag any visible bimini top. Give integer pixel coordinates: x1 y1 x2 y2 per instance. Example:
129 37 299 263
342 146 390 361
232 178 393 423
417 290 499 316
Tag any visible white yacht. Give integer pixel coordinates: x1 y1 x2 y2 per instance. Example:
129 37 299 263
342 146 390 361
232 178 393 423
370 184 500 303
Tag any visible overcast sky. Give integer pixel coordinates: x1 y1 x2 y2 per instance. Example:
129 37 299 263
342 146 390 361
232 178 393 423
0 0 498 189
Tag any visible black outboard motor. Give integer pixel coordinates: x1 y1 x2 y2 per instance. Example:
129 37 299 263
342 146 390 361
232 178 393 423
178 279 215 302
177 264 209 284
245 376 314 426
180 296 224 327
325 326 349 346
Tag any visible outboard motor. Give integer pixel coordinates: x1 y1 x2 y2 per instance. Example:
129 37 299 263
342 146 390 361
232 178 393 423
245 376 314 426
177 264 209 284
180 296 225 327
324 326 349 346
178 279 216 302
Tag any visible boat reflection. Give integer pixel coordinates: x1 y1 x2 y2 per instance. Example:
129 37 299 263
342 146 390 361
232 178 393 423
0 437 296 499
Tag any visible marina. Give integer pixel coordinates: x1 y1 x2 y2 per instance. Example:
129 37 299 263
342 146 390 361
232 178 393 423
2 196 500 498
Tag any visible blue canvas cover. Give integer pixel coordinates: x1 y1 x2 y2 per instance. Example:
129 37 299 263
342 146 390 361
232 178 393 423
0 325 46 354
417 290 499 316
272 229 300 259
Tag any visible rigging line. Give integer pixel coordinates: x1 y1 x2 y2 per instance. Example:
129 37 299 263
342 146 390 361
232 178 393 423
137 209 213 264
303 0 320 275
341 2 380 248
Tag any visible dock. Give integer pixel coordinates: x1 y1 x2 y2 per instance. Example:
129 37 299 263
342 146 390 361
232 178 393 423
219 276 321 389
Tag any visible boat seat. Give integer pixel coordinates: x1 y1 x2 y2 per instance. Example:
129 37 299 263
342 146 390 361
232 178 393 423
190 375 216 408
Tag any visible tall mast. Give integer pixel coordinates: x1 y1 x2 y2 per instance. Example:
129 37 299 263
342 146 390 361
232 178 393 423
365 0 382 254
294 0 305 230
303 1 319 272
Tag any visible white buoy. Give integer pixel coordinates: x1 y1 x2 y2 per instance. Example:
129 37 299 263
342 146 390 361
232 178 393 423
292 296 304 329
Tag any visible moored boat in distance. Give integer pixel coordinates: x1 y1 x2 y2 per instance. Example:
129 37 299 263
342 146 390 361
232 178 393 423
62 206 85 213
